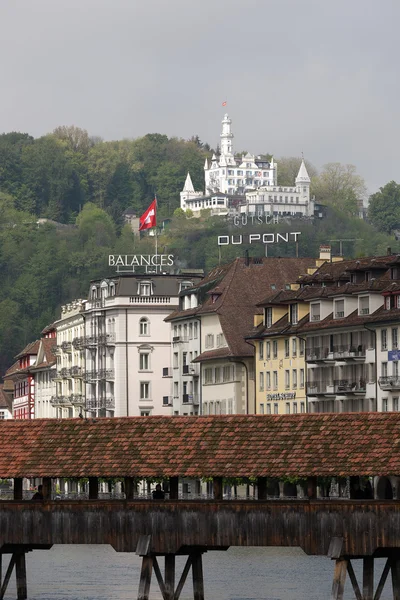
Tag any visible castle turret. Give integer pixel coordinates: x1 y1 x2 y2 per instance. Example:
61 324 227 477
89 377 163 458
296 159 311 203
180 172 203 210
219 113 235 166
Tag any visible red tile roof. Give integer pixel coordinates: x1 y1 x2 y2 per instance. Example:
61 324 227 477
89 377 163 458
0 414 399 479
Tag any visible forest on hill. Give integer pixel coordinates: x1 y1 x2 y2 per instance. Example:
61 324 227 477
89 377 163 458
1 125 400 377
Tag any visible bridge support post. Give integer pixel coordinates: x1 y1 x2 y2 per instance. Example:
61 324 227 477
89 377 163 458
13 478 23 501
330 553 400 600
88 477 98 500
0 550 27 600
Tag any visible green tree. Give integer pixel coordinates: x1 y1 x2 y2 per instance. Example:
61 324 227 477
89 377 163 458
76 202 116 247
368 181 400 233
277 156 317 186
312 163 367 217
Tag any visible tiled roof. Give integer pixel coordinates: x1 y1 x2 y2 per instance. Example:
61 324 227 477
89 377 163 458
0 414 400 478
14 340 40 360
193 347 234 362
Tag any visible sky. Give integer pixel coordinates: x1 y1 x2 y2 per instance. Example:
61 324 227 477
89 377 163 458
0 0 399 194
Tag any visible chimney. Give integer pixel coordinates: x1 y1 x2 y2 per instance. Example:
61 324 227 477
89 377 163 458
319 245 331 262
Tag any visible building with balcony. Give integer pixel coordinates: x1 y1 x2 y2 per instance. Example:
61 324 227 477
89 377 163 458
83 272 202 417
180 114 315 218
166 257 317 415
52 300 86 418
0 383 13 419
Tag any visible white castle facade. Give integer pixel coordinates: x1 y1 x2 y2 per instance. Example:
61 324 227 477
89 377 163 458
180 114 314 218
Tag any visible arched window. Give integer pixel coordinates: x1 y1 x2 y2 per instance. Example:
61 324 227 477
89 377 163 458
91 286 97 300
139 317 150 336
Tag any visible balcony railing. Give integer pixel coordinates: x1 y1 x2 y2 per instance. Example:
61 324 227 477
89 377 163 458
61 341 72 353
334 379 366 394
60 367 71 378
86 396 115 410
335 311 345 318
306 348 330 361
333 345 366 359
173 335 189 343
84 370 99 381
71 366 84 377
50 395 71 406
359 308 370 315
98 333 116 345
378 376 400 390
72 337 85 350
129 296 171 304
182 394 192 404
70 394 85 406
98 368 115 380
83 336 98 347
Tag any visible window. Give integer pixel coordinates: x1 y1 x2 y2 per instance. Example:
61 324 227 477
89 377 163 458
334 300 345 318
274 403 278 414
273 341 278 358
173 353 178 368
266 403 271 414
300 339 305 356
300 402 305 413
365 271 371 282
259 403 265 414
290 304 298 324
382 398 388 412
394 362 399 377
216 333 225 347
359 296 369 315
140 282 152 296
293 403 298 414
140 318 149 336
223 366 232 382
292 338 297 357
266 341 271 359
286 403 290 414
265 307 273 328
215 367 221 383
205 334 214 349
194 322 198 339
300 369 305 388
393 328 398 350
180 281 193 292
273 371 278 390
140 410 151 416
189 323 193 339
382 362 388 377
266 371 271 390
259 372 264 391
284 339 290 358
285 370 290 389
310 303 320 323
204 368 213 384
292 370 297 389
381 329 388 351
139 353 149 371
394 397 399 411
259 341 264 360
140 382 150 399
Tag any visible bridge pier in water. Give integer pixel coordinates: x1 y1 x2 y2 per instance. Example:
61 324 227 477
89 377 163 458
0 549 27 600
136 537 206 600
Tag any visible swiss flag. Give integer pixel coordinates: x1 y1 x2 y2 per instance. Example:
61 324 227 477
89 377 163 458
139 199 157 231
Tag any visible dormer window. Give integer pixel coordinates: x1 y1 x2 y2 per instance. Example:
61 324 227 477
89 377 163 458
310 303 320 322
350 274 357 284
180 281 193 292
391 267 399 280
290 304 298 324
139 281 152 296
365 271 371 282
334 299 345 318
91 286 97 300
359 296 370 315
211 294 220 304
109 283 115 297
265 307 272 328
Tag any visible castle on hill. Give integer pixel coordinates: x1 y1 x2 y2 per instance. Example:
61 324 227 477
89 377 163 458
180 114 315 218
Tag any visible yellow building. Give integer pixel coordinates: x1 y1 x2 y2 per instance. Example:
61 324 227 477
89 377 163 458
247 290 310 415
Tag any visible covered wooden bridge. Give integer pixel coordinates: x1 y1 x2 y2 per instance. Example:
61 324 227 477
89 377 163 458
1 413 400 600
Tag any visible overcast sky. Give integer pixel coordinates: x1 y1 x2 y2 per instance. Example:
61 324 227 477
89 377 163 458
0 0 398 193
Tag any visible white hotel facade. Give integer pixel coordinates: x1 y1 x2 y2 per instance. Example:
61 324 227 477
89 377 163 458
180 114 314 218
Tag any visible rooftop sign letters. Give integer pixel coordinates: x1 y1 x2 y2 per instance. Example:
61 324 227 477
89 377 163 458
218 232 301 246
109 254 174 274
266 392 296 401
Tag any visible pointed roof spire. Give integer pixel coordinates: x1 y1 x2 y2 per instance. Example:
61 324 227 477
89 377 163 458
183 172 195 192
204 158 209 170
296 159 311 184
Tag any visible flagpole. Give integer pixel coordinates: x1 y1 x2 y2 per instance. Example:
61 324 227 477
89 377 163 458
154 194 158 256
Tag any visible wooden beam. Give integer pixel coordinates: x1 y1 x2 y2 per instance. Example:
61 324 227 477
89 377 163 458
165 555 175 600
137 556 153 600
213 477 223 501
391 557 400 600
374 557 391 600
331 559 348 600
169 477 179 500
15 552 27 600
174 555 192 600
13 479 23 501
191 553 204 600
347 560 362 600
152 557 167 600
0 554 16 600
88 477 98 500
307 477 317 499
124 477 135 500
42 477 52 501
257 477 267 501
363 557 374 600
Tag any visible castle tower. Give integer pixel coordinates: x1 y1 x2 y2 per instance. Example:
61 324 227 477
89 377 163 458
180 172 203 210
295 159 311 203
219 114 235 166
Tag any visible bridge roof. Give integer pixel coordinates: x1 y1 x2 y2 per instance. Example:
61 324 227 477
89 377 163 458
0 414 399 479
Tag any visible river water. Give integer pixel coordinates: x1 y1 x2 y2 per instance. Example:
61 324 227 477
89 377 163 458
3 545 394 600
